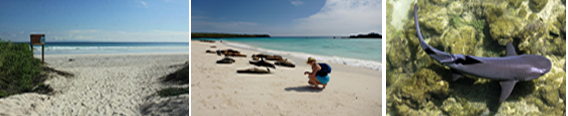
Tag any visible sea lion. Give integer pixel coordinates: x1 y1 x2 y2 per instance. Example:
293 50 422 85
211 49 247 57
252 54 283 61
274 59 295 68
224 52 247 57
237 67 271 74
206 50 216 53
199 40 215 43
216 57 235 64
252 54 265 60
249 58 276 69
217 49 240 55
267 55 283 60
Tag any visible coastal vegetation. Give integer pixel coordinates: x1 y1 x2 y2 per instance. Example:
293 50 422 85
158 87 189 97
348 32 382 38
0 38 45 97
191 32 270 38
0 38 72 98
158 61 189 97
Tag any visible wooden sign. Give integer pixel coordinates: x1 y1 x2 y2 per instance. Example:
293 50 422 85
30 34 45 64
30 34 44 45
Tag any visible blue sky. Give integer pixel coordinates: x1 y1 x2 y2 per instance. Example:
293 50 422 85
192 0 382 36
0 0 189 42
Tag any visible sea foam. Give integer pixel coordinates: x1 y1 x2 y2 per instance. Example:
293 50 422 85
33 46 189 54
224 42 381 70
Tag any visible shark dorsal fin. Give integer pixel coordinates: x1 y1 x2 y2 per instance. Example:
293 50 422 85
506 42 517 56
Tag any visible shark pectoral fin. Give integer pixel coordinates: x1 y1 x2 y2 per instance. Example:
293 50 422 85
450 69 463 81
499 80 518 102
505 42 517 56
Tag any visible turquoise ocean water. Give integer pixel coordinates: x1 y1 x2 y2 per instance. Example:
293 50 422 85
198 37 382 70
29 42 189 54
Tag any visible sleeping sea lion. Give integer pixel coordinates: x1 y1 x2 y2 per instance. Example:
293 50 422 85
249 58 276 69
237 67 271 74
216 57 235 64
275 59 295 68
206 50 216 53
252 54 283 61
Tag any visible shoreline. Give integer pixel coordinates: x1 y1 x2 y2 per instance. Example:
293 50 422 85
34 52 190 57
191 41 382 115
220 40 382 70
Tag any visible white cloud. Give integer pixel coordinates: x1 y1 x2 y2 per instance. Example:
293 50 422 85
69 30 100 33
140 1 148 7
232 22 258 26
191 16 209 20
192 21 266 33
291 0 304 6
189 0 381 36
293 0 382 36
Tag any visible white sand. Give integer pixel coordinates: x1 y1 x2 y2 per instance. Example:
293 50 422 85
191 41 382 115
0 53 189 115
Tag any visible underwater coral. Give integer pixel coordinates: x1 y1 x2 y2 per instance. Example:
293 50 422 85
386 0 566 115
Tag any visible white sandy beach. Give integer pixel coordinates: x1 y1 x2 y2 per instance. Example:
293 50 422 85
191 41 382 115
0 53 189 115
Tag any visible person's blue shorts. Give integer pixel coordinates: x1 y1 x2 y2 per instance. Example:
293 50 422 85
316 75 330 84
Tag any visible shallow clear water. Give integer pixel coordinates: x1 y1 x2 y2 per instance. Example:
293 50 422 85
30 42 189 54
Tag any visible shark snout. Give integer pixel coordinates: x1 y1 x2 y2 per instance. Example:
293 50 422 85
530 55 552 75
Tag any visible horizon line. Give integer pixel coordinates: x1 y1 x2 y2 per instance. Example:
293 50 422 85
10 41 190 43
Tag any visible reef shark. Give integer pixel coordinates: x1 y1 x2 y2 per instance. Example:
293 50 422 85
413 2 552 102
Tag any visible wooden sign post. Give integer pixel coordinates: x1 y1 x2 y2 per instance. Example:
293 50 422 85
30 34 45 64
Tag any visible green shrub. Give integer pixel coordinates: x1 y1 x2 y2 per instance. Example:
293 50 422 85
162 65 189 84
0 38 44 98
157 87 189 97
157 63 189 97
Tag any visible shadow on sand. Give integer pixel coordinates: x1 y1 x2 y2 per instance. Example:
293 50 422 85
284 85 323 92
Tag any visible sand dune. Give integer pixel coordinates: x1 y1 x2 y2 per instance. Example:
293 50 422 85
191 41 382 115
0 53 189 115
